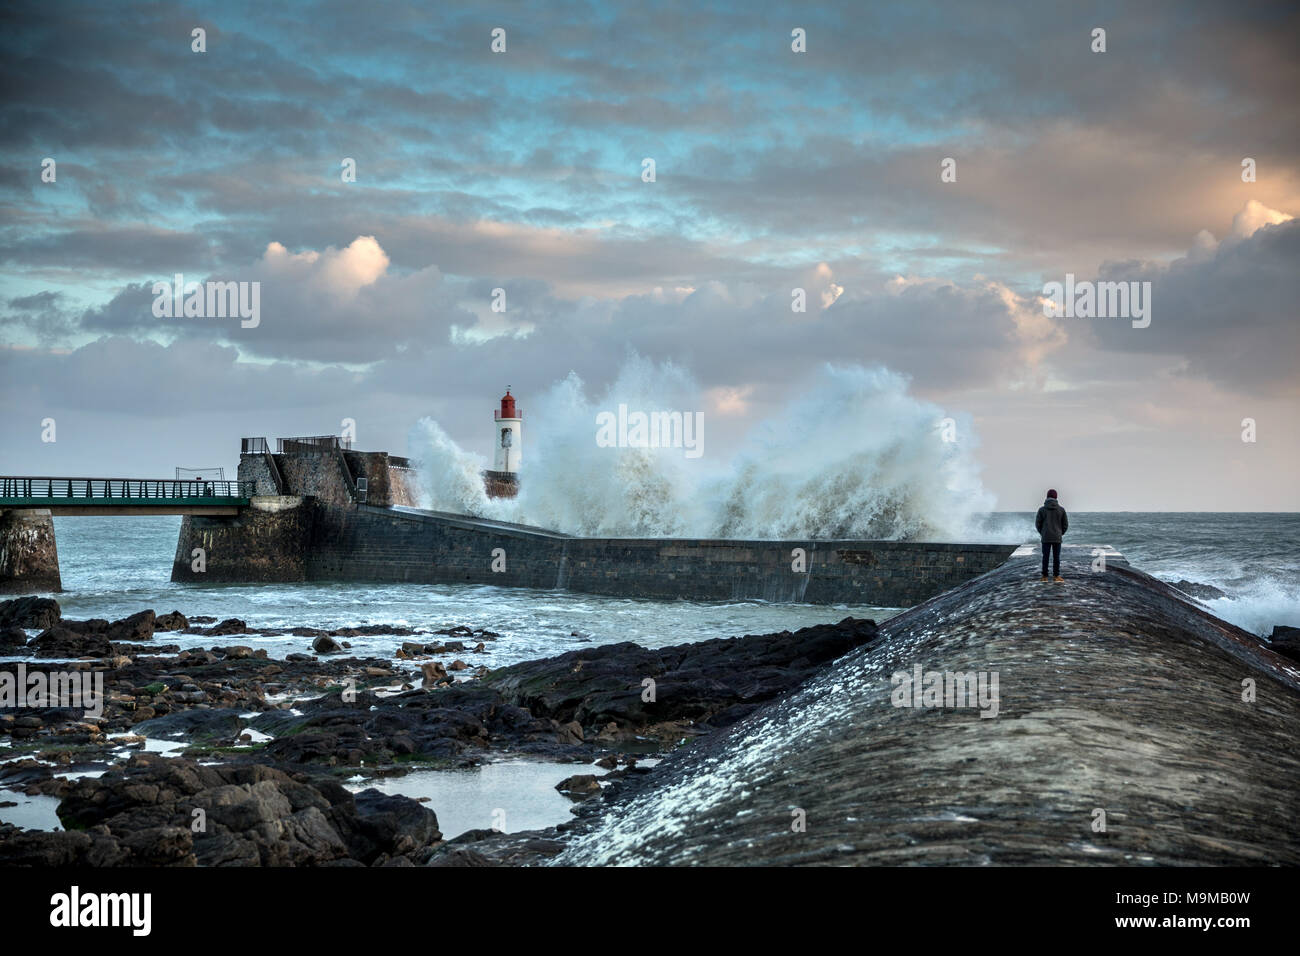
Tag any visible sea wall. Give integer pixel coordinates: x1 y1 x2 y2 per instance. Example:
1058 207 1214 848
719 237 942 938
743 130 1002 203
556 544 1300 865
0 509 61 594
303 504 1014 606
183 454 1015 604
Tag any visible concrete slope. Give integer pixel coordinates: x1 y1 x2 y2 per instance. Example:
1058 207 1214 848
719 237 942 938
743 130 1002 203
558 544 1300 865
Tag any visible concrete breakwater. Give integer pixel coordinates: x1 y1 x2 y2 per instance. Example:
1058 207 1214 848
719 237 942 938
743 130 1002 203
173 500 1015 606
556 544 1300 865
162 441 1016 606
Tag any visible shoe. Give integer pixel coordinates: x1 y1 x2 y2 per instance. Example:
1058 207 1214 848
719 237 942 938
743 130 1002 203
1040 575 1049 582
1054 576 1065 583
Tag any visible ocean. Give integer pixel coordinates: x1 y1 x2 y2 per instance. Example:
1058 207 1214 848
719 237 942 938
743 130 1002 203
27 511 1300 665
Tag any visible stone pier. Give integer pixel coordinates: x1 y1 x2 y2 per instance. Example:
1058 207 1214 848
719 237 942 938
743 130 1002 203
558 544 1300 865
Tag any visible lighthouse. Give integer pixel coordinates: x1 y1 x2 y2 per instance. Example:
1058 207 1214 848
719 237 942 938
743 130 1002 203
483 388 521 499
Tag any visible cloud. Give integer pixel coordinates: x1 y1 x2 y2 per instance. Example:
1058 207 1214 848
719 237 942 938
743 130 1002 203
1078 202 1299 395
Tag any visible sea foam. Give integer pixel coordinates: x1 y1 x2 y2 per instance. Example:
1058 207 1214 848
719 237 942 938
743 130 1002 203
406 359 1000 541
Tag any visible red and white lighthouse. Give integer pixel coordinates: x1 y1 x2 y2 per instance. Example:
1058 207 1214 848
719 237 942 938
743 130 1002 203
484 388 521 498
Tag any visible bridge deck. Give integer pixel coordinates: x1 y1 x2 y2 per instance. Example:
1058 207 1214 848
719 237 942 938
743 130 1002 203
0 476 251 514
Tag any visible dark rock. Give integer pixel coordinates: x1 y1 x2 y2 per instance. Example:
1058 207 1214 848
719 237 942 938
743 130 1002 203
106 609 155 642
154 611 189 632
1269 625 1300 662
483 616 880 733
132 709 246 743
30 626 113 658
190 615 217 624
208 618 249 637
0 625 27 648
58 619 109 633
213 645 262 660
313 635 342 654
341 789 442 862
556 774 602 798
0 596 61 630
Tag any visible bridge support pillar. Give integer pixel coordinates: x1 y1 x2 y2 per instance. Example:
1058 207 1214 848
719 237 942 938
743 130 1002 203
0 509 62 594
172 496 311 583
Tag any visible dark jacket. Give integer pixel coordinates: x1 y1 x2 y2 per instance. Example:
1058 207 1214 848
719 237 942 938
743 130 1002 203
1035 499 1068 543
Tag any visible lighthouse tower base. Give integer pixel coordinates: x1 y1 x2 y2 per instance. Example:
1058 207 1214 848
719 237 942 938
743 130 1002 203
483 470 518 499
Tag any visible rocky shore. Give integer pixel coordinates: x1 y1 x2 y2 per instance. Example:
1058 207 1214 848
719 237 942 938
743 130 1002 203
0 594 879 866
4 546 1298 867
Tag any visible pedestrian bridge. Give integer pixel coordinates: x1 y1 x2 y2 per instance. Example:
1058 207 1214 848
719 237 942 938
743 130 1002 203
0 476 253 516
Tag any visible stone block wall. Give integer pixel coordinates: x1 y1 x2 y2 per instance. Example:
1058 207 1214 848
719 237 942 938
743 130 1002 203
171 496 313 583
303 504 1014 606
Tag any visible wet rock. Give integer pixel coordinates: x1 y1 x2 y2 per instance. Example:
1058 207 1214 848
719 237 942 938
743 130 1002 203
345 789 442 861
58 619 109 633
556 774 602 798
313 636 342 654
0 754 442 867
0 596 61 630
213 645 263 660
448 659 468 671
483 617 880 733
0 625 27 649
132 709 246 743
30 627 113 658
425 828 565 867
420 661 449 688
154 611 189 632
106 610 155 642
331 624 416 638
208 618 249 637
190 615 217 624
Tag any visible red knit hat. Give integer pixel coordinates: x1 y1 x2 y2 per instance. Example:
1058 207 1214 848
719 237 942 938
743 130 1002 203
1046 489 1058 498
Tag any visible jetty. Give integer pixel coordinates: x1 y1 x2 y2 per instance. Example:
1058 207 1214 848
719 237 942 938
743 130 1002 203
555 544 1300 865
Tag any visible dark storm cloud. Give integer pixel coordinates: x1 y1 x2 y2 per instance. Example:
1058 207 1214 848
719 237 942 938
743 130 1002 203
1080 218 1300 395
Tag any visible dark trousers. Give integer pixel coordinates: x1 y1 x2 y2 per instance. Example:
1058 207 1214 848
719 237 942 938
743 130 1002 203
1041 541 1061 576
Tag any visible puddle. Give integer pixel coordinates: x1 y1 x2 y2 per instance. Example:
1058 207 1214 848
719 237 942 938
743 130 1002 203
345 759 610 839
0 791 64 831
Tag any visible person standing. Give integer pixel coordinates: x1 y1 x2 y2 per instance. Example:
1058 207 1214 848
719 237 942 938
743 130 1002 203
1035 489 1068 582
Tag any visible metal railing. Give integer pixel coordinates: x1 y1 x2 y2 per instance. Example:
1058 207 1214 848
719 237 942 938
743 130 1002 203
241 437 270 454
0 477 255 501
277 435 353 455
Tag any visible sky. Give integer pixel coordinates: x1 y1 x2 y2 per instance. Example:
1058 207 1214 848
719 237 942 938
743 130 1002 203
1 0 1297 512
